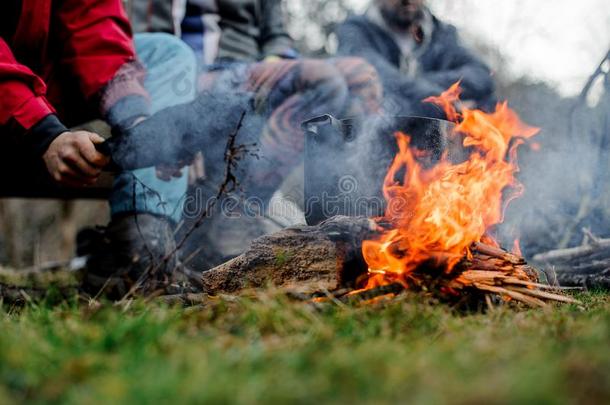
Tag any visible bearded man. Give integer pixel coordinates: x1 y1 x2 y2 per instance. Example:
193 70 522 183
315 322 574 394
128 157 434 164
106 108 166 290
336 0 496 116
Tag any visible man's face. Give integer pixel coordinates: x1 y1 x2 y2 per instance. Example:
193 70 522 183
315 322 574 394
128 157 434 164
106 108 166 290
377 0 425 26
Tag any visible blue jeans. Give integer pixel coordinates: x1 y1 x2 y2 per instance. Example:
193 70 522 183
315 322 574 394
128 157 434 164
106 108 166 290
109 33 197 223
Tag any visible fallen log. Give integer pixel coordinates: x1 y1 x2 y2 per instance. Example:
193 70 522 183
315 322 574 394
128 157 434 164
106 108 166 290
533 238 610 264
533 234 610 289
199 216 375 295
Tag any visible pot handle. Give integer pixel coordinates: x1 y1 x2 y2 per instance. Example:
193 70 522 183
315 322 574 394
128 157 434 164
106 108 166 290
301 114 353 141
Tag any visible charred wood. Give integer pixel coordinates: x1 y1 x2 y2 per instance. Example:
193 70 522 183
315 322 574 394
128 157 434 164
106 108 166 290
199 216 375 295
533 236 610 288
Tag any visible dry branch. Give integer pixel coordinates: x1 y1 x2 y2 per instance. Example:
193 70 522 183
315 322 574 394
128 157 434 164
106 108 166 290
533 235 610 289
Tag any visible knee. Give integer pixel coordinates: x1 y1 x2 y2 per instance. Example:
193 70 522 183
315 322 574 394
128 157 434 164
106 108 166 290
334 57 380 84
298 60 348 97
134 33 197 75
333 57 383 107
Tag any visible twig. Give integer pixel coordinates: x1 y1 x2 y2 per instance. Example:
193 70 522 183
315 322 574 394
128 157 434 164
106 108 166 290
474 283 547 308
173 110 248 253
339 283 405 303
119 111 249 301
507 286 580 305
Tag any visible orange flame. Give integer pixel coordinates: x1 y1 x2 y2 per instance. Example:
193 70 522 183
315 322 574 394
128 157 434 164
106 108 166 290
362 83 539 288
512 238 523 256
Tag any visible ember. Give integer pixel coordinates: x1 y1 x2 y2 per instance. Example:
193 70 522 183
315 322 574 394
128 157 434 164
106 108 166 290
360 82 577 306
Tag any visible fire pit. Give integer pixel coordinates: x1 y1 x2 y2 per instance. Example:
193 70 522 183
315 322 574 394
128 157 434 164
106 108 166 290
190 82 579 309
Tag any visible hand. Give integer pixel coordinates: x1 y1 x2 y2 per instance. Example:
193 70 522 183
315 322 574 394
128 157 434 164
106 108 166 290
188 152 206 184
43 131 110 187
155 157 193 182
263 55 282 63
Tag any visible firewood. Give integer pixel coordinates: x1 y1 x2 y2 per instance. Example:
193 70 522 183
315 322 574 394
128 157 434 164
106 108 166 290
533 238 610 263
507 286 580 304
199 216 375 295
472 242 525 264
0 216 575 308
533 234 610 288
193 217 576 308
474 283 548 308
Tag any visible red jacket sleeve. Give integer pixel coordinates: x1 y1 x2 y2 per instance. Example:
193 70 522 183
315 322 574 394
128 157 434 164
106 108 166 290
0 38 55 129
53 0 141 100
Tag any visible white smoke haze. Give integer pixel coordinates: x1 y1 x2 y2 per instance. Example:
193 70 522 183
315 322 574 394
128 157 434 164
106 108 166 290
284 0 609 257
288 0 610 96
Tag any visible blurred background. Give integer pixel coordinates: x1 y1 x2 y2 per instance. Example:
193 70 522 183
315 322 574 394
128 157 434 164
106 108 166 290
286 0 610 97
1 0 609 266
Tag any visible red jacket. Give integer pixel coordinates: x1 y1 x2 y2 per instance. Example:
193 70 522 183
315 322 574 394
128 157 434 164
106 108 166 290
0 0 140 130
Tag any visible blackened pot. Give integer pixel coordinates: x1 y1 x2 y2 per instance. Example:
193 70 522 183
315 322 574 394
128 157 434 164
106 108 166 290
302 115 458 225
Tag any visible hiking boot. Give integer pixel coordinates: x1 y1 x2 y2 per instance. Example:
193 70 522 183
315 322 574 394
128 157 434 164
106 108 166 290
77 213 179 298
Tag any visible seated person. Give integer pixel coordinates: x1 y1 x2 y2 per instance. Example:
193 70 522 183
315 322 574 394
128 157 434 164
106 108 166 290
145 0 382 265
179 0 383 204
0 0 198 293
336 0 495 116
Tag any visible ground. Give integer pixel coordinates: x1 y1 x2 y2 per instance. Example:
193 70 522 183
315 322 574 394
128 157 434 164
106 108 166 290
0 291 609 404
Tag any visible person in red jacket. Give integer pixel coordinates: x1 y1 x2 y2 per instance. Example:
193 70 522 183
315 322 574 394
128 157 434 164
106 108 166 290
0 0 198 294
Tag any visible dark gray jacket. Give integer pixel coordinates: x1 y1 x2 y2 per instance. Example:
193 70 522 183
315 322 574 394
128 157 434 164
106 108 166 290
336 13 495 115
124 0 178 34
127 0 295 62
216 0 295 62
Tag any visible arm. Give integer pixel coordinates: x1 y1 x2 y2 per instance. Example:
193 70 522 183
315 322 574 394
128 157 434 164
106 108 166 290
0 38 75 155
419 24 495 105
0 38 56 130
53 0 150 127
0 38 108 185
259 0 297 59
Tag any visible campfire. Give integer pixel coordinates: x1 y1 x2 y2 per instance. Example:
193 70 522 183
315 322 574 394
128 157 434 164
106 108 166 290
356 82 577 307
176 82 580 309
0 85 581 308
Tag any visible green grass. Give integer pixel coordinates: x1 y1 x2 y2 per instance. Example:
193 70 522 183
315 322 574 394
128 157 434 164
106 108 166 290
0 291 609 404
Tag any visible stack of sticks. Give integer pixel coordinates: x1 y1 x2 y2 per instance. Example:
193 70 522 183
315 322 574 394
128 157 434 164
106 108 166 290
331 241 581 308
448 242 580 307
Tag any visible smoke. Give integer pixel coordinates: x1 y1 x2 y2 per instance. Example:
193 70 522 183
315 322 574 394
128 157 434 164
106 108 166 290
497 77 610 257
303 76 610 259
105 88 260 171
108 53 608 262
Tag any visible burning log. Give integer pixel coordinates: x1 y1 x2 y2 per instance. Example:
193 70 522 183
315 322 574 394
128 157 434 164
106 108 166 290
533 233 610 289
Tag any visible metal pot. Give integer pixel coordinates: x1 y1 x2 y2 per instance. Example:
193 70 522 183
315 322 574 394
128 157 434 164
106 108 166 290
302 115 458 225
